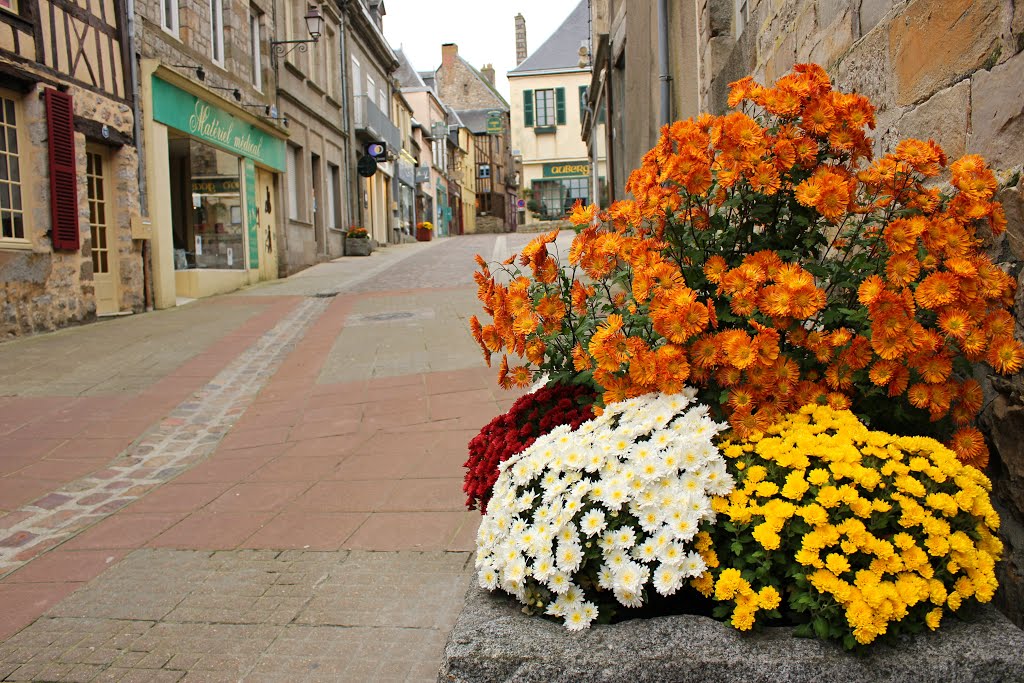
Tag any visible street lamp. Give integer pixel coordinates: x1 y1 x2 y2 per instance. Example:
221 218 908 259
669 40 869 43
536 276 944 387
270 6 323 65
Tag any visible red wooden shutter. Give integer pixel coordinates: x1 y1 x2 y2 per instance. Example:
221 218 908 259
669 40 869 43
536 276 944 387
45 89 80 251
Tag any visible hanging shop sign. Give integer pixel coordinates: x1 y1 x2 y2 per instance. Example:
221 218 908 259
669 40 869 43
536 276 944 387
152 77 286 171
486 110 504 135
366 141 387 162
357 154 378 178
543 162 591 178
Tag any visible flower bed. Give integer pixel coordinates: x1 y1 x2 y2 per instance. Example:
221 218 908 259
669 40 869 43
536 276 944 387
454 62 1024 665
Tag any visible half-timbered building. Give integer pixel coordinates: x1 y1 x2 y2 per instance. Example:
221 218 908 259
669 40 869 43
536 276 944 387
0 0 143 336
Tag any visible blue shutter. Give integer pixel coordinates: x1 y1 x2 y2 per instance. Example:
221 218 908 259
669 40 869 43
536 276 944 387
523 89 534 127
555 88 566 125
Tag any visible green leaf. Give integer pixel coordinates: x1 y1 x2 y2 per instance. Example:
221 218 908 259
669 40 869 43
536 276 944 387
812 617 830 640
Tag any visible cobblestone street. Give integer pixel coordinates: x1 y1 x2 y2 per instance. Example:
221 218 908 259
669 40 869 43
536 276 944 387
0 234 552 682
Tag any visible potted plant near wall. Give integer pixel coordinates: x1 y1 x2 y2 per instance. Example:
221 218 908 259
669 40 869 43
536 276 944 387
345 226 372 256
416 221 433 242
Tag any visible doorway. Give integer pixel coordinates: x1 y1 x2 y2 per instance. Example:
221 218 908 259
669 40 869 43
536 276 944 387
86 146 119 315
256 168 279 280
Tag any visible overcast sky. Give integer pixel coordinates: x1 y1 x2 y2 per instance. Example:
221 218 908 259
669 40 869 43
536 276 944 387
382 0 584 102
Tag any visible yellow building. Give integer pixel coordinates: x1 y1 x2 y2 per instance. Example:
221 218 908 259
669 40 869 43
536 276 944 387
457 125 478 234
509 0 606 224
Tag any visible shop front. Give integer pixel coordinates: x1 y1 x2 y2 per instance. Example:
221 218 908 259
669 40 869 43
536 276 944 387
530 161 601 221
143 65 287 307
396 153 416 240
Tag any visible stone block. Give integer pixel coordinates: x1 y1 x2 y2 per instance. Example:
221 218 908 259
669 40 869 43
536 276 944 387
807 8 855 70
891 79 970 159
859 0 898 35
968 49 1024 171
439 586 1024 683
832 21 895 114
995 180 1024 261
888 0 1005 106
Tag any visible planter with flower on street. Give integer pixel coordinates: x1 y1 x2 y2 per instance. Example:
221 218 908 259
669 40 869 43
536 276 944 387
439 62 1024 682
417 221 433 241
345 227 372 256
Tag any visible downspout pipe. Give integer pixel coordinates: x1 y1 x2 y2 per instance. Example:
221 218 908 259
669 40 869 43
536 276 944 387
657 0 671 127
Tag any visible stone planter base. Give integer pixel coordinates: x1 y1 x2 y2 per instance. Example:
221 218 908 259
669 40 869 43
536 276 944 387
438 586 1024 682
345 238 372 256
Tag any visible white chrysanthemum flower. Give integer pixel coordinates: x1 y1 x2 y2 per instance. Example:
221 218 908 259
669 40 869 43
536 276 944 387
614 588 644 608
533 554 555 580
653 563 683 596
476 390 731 630
556 541 584 573
681 550 707 577
580 509 607 536
547 571 572 594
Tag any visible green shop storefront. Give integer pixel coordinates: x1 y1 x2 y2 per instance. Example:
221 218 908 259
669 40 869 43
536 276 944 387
531 162 602 220
145 68 287 305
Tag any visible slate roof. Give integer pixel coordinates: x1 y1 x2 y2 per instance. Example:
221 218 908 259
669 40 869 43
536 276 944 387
509 0 589 75
454 109 495 135
394 49 429 90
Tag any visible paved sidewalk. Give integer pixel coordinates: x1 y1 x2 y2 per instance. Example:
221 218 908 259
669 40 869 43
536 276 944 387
0 233 544 681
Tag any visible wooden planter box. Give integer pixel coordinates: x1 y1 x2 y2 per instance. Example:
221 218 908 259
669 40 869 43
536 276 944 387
416 227 433 242
438 586 1024 682
345 238 372 256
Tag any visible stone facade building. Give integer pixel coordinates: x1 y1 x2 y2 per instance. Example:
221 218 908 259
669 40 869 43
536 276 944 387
585 0 1024 626
0 0 143 337
435 43 518 232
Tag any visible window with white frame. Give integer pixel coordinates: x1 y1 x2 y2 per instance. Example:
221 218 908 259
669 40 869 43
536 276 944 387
287 145 301 220
351 56 361 96
367 75 375 106
250 9 262 91
534 89 555 127
735 0 749 36
210 0 224 64
0 93 26 243
161 0 179 34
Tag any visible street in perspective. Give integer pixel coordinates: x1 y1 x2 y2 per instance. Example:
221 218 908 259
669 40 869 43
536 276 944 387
0 233 567 681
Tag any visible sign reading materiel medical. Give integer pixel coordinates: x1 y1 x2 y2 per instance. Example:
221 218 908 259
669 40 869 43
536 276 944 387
543 162 591 178
152 77 286 171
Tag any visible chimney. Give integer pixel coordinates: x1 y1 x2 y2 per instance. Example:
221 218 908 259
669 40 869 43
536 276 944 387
442 43 458 67
515 14 527 65
481 63 495 85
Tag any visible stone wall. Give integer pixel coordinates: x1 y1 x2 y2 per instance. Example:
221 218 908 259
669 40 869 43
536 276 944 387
697 0 1024 626
1 82 143 339
435 44 507 112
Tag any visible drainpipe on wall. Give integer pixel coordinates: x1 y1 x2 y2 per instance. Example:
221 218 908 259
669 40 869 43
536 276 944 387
657 0 671 127
124 0 153 311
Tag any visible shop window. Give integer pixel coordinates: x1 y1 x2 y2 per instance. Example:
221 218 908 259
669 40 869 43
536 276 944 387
162 0 179 35
211 0 225 64
532 177 589 220
250 9 263 91
170 139 244 270
0 93 26 246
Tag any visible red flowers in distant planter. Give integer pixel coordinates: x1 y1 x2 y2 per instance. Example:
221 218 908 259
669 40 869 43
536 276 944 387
463 383 596 513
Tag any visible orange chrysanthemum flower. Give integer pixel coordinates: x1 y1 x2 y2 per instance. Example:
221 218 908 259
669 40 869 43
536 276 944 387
988 335 1024 374
937 307 973 340
948 427 989 469
858 275 885 306
915 272 960 309
885 253 921 287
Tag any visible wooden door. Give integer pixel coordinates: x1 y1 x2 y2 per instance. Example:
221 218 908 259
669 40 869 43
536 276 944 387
256 168 279 281
86 147 118 314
